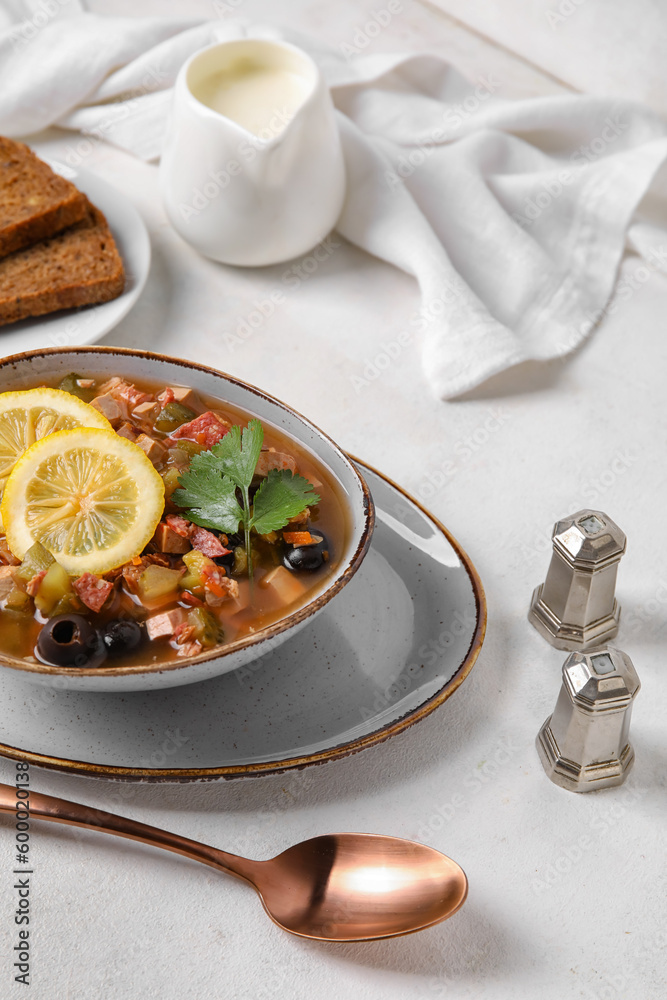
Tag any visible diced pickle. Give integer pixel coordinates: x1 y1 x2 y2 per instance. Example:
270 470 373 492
34 562 73 616
155 402 197 433
173 439 202 458
181 549 216 594
58 372 95 403
13 542 54 592
187 607 224 647
0 609 39 656
137 565 183 603
232 545 247 576
161 467 182 499
50 594 80 618
259 531 279 544
4 586 31 612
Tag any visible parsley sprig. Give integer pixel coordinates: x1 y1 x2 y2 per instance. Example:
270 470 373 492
172 420 320 579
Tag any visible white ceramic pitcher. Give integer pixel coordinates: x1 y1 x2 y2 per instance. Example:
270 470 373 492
159 39 346 267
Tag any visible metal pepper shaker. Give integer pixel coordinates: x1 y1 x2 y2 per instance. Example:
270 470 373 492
536 647 640 792
529 509 626 650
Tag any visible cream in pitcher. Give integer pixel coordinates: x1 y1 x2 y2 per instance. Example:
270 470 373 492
193 59 312 138
159 39 346 267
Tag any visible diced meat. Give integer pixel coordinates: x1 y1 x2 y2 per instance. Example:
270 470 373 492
0 564 15 599
255 449 297 476
73 572 114 613
287 508 310 526
180 591 205 607
175 640 203 658
170 411 229 449
229 581 252 616
165 514 193 538
0 538 20 566
173 622 196 644
25 570 47 597
135 433 166 465
190 527 230 558
116 422 137 441
103 567 124 583
159 386 200 410
132 400 161 433
145 608 186 640
122 554 170 591
97 377 123 394
259 566 307 605
90 393 123 427
201 566 239 607
98 377 154 409
152 522 192 554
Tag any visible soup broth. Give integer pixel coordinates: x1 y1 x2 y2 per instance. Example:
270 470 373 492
0 372 348 669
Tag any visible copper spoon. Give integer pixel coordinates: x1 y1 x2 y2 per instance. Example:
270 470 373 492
0 782 467 941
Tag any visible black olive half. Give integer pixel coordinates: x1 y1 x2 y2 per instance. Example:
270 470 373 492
283 531 329 573
101 619 144 658
36 615 106 668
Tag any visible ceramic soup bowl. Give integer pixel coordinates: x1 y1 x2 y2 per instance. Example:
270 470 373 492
0 347 374 692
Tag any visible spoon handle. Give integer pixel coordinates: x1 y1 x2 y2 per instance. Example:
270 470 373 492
0 781 258 884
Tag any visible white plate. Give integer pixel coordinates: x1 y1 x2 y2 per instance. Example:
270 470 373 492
0 462 486 780
0 164 150 356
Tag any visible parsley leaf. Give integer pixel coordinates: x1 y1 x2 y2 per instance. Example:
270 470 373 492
203 419 264 489
172 419 320 580
172 470 243 534
251 469 320 534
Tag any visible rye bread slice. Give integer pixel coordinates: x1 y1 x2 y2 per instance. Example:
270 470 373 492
0 137 88 257
0 198 125 327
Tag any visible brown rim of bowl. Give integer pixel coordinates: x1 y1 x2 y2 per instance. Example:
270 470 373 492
0 456 487 781
0 345 375 679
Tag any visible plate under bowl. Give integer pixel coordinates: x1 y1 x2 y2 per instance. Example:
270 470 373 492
0 461 486 780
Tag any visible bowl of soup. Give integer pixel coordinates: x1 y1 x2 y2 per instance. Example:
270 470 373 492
0 347 374 691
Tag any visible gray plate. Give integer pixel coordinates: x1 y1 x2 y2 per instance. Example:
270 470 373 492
0 461 486 780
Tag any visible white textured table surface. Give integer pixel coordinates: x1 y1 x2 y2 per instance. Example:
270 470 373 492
1 3 666 999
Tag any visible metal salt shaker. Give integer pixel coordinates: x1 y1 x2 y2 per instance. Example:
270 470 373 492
529 509 626 650
536 647 640 792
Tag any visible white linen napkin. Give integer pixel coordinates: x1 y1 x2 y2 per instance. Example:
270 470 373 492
2 7 667 398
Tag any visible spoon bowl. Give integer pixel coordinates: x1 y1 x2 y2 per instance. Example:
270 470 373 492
257 833 468 941
0 783 467 942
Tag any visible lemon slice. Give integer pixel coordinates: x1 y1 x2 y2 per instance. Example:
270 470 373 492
1 427 165 575
0 388 112 521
